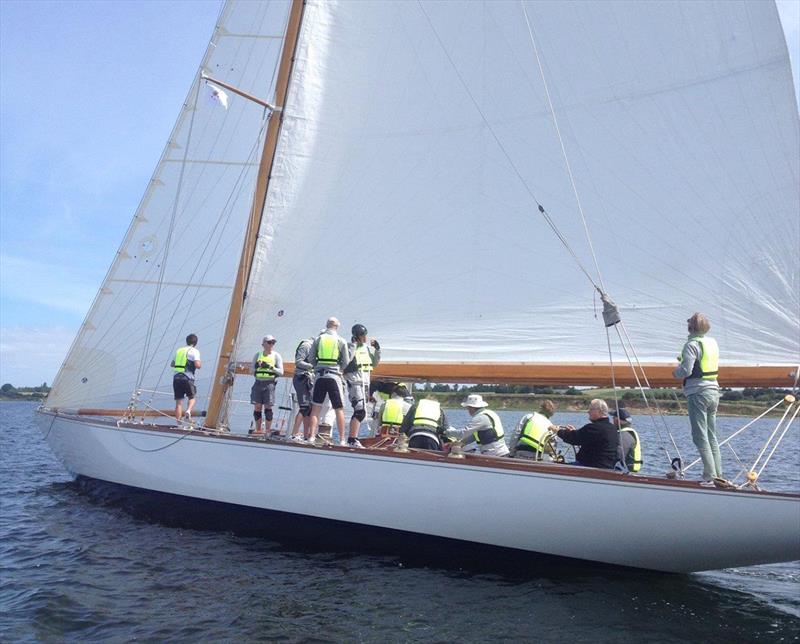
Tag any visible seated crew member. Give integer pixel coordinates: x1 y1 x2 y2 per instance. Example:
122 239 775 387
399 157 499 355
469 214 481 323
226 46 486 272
379 384 414 435
446 394 509 457
550 399 618 469
250 335 283 435
399 396 449 450
343 323 380 448
308 317 351 445
610 407 643 473
509 400 558 460
289 336 315 442
171 333 201 423
370 380 403 435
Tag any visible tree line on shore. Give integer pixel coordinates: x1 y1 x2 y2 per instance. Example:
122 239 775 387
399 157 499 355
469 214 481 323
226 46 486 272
0 383 50 400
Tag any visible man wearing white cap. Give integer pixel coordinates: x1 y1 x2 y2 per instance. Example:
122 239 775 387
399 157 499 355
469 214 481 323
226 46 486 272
250 335 283 435
446 394 509 457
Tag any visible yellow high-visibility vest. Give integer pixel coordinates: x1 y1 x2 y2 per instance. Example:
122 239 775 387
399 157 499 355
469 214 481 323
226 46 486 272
255 352 277 380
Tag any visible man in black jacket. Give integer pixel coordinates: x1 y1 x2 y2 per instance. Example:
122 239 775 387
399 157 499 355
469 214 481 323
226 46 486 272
552 399 618 469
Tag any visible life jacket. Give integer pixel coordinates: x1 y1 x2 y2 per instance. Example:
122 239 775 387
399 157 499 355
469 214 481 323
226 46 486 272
473 409 504 445
518 412 550 452
353 344 373 372
621 427 643 473
412 399 441 428
173 346 196 376
316 334 340 365
381 398 406 427
681 335 719 384
255 352 277 380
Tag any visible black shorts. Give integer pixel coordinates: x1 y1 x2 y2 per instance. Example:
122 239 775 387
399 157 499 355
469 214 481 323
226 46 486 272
173 374 196 400
293 372 314 408
250 380 276 406
408 434 441 451
312 377 344 409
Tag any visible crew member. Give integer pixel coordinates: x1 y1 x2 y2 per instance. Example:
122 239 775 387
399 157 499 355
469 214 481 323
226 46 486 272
551 399 618 469
250 335 283 435
610 407 642 473
399 396 449 450
308 317 351 445
446 394 509 457
379 383 414 436
673 312 722 483
171 333 201 423
289 336 315 443
343 323 380 448
509 400 558 460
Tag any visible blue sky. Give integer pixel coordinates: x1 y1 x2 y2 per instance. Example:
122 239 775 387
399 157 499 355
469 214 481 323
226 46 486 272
1 0 798 387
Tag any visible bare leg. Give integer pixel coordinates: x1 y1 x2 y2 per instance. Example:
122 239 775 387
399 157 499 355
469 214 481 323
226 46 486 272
186 397 196 419
264 406 272 433
291 411 304 437
335 408 347 444
253 403 264 433
309 403 322 441
175 400 183 423
349 414 360 439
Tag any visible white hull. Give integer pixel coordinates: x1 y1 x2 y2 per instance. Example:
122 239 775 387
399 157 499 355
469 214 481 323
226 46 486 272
37 411 800 573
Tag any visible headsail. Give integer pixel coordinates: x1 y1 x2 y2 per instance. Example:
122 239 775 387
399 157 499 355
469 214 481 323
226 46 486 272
47 0 293 411
235 0 799 377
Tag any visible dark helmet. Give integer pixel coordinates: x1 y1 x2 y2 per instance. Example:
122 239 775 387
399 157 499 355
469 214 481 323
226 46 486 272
351 323 368 338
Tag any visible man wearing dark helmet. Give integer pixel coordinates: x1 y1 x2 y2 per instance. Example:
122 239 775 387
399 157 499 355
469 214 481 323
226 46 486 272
343 323 381 448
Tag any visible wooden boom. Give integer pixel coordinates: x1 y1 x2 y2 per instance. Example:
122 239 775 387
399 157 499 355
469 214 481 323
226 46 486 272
230 361 797 388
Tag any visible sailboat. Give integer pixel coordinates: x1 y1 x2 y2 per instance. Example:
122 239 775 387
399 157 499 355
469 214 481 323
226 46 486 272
36 0 800 572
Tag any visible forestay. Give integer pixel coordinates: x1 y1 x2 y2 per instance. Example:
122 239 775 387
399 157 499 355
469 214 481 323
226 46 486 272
48 0 292 411
236 0 799 371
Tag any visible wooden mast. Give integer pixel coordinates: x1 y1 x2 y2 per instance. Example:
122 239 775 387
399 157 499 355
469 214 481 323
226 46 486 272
205 0 306 429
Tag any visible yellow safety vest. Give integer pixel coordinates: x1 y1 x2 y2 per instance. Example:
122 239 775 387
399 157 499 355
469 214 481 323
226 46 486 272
413 399 441 428
255 352 277 380
680 335 719 381
381 398 406 427
354 344 373 372
474 409 504 444
173 346 194 374
518 412 550 452
317 334 340 365
621 427 643 473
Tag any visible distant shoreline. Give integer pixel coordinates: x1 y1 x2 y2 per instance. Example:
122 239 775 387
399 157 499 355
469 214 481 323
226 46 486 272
413 392 784 418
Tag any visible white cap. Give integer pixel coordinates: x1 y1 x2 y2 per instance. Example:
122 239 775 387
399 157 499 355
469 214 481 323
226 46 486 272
262 335 276 343
461 394 489 408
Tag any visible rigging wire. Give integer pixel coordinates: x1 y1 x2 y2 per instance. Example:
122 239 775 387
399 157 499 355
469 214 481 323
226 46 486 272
134 79 203 393
519 0 605 293
416 0 601 294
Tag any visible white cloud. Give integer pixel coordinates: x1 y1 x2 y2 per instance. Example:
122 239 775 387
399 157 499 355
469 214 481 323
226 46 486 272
0 325 77 386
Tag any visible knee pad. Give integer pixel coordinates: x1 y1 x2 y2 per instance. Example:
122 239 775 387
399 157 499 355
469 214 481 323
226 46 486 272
299 405 311 418
264 408 274 421
352 409 366 422
253 410 263 421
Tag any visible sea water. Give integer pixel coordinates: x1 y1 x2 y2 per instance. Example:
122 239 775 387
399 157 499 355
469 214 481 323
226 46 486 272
1 401 798 641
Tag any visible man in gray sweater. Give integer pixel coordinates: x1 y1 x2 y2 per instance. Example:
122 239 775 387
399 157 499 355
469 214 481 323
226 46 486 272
673 312 721 483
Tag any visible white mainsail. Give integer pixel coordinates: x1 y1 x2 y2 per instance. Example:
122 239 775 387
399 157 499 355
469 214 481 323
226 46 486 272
236 0 799 373
48 1 292 411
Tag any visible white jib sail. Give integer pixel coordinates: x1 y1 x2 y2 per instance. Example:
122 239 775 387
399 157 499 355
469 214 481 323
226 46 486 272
48 0 293 411
236 0 799 371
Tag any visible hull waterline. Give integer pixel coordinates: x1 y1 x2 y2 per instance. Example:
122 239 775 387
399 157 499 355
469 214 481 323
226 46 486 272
36 411 800 573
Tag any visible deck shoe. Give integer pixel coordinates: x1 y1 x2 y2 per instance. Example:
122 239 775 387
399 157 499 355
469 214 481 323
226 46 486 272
348 438 364 449
699 480 715 487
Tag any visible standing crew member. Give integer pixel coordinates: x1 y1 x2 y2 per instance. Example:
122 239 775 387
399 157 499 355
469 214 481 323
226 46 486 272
551 399 618 469
344 323 381 448
399 396 449 450
509 400 558 460
250 335 283 435
289 336 315 442
673 312 722 483
171 333 201 423
308 317 351 445
610 407 643 473
446 394 509 457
